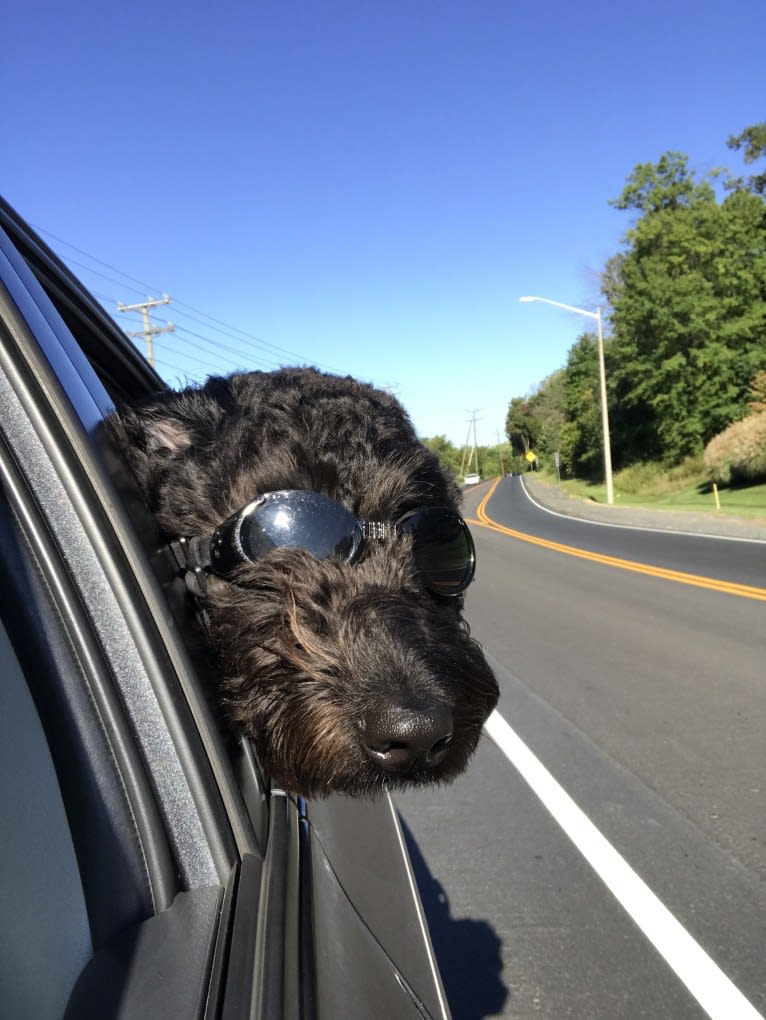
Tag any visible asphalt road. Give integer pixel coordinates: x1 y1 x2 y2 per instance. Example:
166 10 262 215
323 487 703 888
396 475 766 1020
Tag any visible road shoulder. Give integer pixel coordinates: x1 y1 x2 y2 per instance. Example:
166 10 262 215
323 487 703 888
521 475 766 542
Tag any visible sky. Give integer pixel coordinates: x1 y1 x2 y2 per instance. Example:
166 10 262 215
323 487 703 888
3 1 764 448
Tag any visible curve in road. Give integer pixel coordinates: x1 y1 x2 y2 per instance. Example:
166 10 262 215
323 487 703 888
470 476 766 603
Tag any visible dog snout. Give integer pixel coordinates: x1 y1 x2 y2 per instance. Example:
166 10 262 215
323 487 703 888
362 702 454 773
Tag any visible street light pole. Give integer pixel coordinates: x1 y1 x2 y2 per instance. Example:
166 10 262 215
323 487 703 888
593 306 615 507
519 295 614 505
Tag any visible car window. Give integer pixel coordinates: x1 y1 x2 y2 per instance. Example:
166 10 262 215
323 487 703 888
0 203 452 1020
0 613 91 1020
0 277 236 1020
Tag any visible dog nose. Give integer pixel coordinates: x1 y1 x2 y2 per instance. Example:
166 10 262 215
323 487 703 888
362 703 454 772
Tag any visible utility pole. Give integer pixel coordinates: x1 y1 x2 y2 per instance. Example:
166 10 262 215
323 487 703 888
459 420 472 478
461 409 482 478
117 294 174 368
471 411 480 475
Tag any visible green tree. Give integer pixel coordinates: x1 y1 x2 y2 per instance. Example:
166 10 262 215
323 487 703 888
727 121 766 195
478 444 506 478
747 369 766 413
505 396 540 454
607 150 766 464
528 370 566 456
559 333 604 476
609 151 714 215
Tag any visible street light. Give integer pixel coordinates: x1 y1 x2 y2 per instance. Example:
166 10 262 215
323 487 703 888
519 295 614 505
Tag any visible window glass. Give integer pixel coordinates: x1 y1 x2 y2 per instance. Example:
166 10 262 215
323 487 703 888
0 617 91 1019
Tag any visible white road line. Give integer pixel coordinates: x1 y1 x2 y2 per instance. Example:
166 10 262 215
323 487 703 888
483 709 764 1020
518 477 766 546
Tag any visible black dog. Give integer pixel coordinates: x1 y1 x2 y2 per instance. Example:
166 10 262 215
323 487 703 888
109 367 498 796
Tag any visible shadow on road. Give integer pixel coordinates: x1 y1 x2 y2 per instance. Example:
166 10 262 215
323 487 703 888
400 818 508 1019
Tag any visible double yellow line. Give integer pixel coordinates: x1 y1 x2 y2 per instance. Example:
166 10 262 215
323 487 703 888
467 477 766 603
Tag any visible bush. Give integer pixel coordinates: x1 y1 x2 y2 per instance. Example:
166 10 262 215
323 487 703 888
664 454 706 484
611 455 705 495
613 461 666 494
704 412 766 485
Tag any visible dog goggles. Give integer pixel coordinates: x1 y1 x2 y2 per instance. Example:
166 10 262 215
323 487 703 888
170 489 476 597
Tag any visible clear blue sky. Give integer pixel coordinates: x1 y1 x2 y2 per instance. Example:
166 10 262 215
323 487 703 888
4 1 764 447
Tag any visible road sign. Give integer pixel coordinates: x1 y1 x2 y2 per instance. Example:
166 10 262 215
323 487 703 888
524 450 537 463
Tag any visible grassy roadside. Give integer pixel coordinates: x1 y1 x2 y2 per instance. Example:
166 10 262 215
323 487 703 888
534 462 766 521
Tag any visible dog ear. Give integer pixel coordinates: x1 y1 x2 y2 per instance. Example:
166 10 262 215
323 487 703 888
109 406 195 460
142 413 195 456
115 387 229 459
107 385 234 514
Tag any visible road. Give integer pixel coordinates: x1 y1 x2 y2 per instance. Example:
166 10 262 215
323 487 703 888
396 475 766 1020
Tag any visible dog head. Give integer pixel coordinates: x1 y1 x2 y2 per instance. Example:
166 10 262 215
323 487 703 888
109 367 498 796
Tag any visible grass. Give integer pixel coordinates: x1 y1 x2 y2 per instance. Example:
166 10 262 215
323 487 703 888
537 458 766 520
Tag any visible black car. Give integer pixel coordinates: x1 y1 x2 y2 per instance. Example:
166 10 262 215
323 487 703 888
0 198 449 1020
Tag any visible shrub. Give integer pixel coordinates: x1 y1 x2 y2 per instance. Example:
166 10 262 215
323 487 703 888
665 454 706 484
612 456 705 495
613 461 665 494
704 412 766 485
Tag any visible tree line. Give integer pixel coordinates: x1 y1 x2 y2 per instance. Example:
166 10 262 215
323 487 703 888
420 434 520 482
502 123 766 483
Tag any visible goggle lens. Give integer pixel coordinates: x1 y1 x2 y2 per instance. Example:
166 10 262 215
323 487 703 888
397 507 476 596
238 492 363 563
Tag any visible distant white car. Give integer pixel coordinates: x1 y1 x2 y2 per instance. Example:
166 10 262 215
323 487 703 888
464 473 481 485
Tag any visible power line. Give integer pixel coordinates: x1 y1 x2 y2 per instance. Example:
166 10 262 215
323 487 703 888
33 223 343 373
155 324 274 372
31 224 166 293
156 347 225 373
33 221 402 396
90 287 277 370
150 315 289 368
64 253 316 367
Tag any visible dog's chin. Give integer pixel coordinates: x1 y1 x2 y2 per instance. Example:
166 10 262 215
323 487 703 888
267 743 479 800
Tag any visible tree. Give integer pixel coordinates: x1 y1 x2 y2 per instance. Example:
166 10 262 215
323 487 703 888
505 396 540 454
600 252 625 310
558 333 604 476
528 370 566 456
747 370 766 413
609 151 714 215
727 121 766 195
479 443 511 478
502 131 766 475
606 150 766 464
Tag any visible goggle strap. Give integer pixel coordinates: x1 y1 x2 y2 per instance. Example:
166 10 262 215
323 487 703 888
360 521 392 541
168 535 213 595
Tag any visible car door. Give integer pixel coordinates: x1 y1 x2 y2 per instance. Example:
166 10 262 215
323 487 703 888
0 197 449 1020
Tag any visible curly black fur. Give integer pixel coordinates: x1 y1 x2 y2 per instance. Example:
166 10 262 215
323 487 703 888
109 367 498 796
